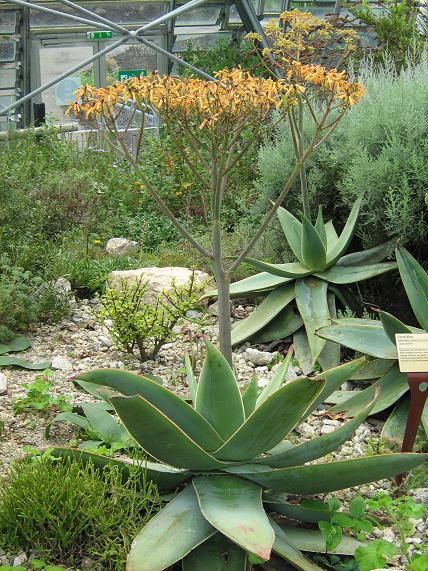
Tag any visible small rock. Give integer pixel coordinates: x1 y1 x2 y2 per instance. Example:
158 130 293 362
257 378 269 388
13 552 27 566
207 301 220 316
0 373 7 395
185 309 202 320
105 237 139 256
51 355 73 371
245 348 277 367
411 488 428 505
99 335 112 348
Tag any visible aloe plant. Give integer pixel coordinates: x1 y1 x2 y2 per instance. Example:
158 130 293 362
317 246 428 442
209 198 397 372
52 342 426 570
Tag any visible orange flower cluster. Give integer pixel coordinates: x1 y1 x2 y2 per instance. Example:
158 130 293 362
69 69 302 128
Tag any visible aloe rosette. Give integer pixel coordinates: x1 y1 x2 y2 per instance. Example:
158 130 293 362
317 246 428 442
212 198 396 372
52 343 426 570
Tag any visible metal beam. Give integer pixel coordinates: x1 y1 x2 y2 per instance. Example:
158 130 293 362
56 0 129 34
234 0 269 48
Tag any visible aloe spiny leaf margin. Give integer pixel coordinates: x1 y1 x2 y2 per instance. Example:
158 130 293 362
50 342 426 570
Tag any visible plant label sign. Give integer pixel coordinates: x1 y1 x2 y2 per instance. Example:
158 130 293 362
117 69 148 81
395 333 428 373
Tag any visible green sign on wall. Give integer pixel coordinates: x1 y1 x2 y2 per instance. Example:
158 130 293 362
87 31 113 40
117 69 148 81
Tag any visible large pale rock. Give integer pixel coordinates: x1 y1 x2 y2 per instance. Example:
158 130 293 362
105 237 139 257
107 267 210 301
0 372 7 395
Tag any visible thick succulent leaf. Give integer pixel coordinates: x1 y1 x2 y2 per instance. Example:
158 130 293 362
251 305 303 344
327 363 408 418
264 497 331 524
0 357 52 370
317 318 398 359
380 310 413 343
381 395 410 446
304 357 367 418
315 207 327 249
337 241 393 267
242 376 258 418
317 292 340 371
46 412 91 438
128 485 216 571
193 475 274 561
184 354 197 404
49 448 191 490
301 214 327 270
293 329 314 375
272 522 364 555
350 359 395 380
396 246 428 331
81 403 128 443
269 518 323 570
76 368 224 451
227 273 291 298
74 380 116 405
111 395 228 470
295 277 329 365
195 342 244 441
276 206 303 262
325 197 362 266
231 283 295 346
226 453 427 494
213 377 324 461
245 259 313 279
182 533 247 570
0 336 31 355
256 348 294 407
256 388 377 468
324 220 339 251
324 390 356 405
315 262 397 285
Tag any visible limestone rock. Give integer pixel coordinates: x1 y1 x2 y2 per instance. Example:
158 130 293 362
51 355 73 371
105 237 139 257
245 348 277 367
0 372 7 395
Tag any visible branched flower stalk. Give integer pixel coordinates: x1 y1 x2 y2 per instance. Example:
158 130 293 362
70 51 363 363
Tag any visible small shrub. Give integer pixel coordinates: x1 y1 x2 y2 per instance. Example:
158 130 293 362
0 457 162 570
13 371 72 415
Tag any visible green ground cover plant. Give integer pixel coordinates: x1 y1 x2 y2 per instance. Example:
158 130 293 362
13 370 72 415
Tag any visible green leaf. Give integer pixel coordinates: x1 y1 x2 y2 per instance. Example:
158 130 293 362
409 553 428 571
354 539 397 571
269 518 324 570
128 485 216 571
256 388 376 467
336 241 393 267
0 336 31 355
0 357 51 370
328 363 408 417
184 354 197 404
245 259 314 279
317 292 340 372
227 453 428 494
76 368 224 451
315 206 327 249
81 402 127 443
193 475 274 561
317 318 398 359
396 246 428 331
251 305 303 344
45 412 91 438
228 273 291 297
182 534 247 570
273 523 363 555
380 395 409 445
213 377 324 461
293 329 314 375
301 214 327 270
231 284 295 345
195 341 244 441
380 310 413 343
256 348 294 407
316 262 397 284
295 277 330 365
276 206 303 262
324 220 339 251
350 359 395 380
242 376 258 418
326 197 362 266
111 395 227 469
263 498 331 524
318 521 342 552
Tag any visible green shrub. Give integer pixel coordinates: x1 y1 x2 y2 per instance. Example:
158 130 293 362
0 457 162 570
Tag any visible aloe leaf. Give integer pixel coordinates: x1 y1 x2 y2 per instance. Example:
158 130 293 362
269 518 324 570
0 357 52 370
45 412 91 439
380 310 413 344
76 368 224 451
317 318 398 359
396 246 428 331
301 214 327 270
227 453 427 494
264 497 332 524
327 363 408 418
74 380 116 404
316 262 397 284
184 354 197 404
257 389 377 468
182 534 247 570
242 376 258 418
229 273 292 297
293 329 314 375
251 305 303 344
195 342 244 441
350 359 395 380
276 206 303 262
111 395 228 469
256 348 294 407
0 336 31 355
325 220 339 251
317 292 340 371
326 197 362 266
214 377 324 461
337 241 393 267
231 284 295 346
81 402 127 443
295 277 330 365
128 485 216 571
245 259 314 279
193 475 274 561
315 206 327 249
381 395 410 446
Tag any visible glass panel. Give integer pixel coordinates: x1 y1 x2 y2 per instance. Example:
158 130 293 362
106 42 158 84
0 11 17 34
176 5 222 25
264 0 284 12
0 68 17 89
0 41 16 63
173 32 233 52
30 2 167 28
228 4 241 23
